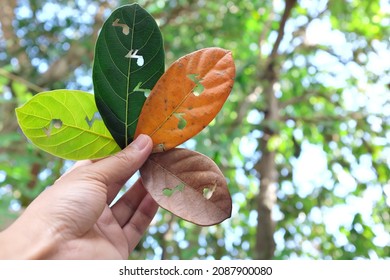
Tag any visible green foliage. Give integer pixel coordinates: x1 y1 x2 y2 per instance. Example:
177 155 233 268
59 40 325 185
1 0 389 259
1 74 61 229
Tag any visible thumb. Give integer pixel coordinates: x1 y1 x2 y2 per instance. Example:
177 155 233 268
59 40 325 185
89 134 153 186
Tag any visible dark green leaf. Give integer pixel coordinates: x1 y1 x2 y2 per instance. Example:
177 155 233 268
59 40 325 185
93 4 165 148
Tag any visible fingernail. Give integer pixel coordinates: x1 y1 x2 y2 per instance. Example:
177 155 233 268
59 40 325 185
132 134 150 150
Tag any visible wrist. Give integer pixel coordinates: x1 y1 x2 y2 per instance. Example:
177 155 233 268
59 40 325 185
0 217 58 259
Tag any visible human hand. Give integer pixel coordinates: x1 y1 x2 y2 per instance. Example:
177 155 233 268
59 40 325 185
0 134 158 259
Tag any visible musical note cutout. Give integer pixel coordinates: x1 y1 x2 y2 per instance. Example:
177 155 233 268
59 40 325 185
133 82 151 98
173 113 187 130
112 18 130 35
187 74 204 96
85 112 102 128
43 119 63 137
203 183 217 200
125 49 144 66
162 183 185 197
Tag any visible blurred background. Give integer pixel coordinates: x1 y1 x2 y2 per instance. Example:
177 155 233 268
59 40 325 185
0 0 389 259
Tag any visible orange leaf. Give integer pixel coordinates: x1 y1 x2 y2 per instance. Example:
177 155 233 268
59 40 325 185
134 47 235 152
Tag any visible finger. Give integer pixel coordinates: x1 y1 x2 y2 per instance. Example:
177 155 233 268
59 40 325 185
85 134 152 203
110 178 148 227
54 160 92 183
122 193 159 252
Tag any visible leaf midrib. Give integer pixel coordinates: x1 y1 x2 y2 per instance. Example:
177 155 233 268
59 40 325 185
125 7 137 146
149 51 231 137
147 156 230 214
150 84 196 137
18 111 115 140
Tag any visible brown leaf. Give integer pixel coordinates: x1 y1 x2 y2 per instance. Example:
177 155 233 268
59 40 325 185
134 47 235 152
140 148 232 226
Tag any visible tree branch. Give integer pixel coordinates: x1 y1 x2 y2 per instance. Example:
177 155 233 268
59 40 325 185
279 89 320 109
282 111 366 123
0 68 45 93
269 0 297 61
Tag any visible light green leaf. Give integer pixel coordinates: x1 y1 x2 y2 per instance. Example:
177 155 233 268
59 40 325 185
15 90 120 160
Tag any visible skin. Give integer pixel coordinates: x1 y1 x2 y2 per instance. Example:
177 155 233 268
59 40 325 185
0 134 158 259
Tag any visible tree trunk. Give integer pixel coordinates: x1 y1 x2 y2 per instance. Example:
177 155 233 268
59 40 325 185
254 0 297 260
255 63 279 259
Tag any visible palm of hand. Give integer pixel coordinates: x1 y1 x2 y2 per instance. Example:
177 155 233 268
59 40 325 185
30 160 157 259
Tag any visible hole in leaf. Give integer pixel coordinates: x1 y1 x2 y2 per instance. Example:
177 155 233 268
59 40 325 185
133 82 151 98
125 49 144 66
112 18 130 35
43 119 63 136
173 113 187 130
187 74 204 96
162 188 173 197
176 183 185 192
52 119 62 129
203 184 216 200
162 183 185 197
85 112 102 128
